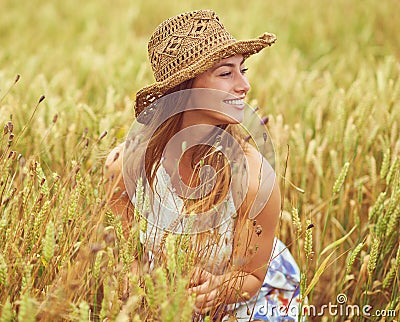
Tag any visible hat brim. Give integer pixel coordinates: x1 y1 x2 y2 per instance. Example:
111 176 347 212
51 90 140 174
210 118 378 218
134 32 276 118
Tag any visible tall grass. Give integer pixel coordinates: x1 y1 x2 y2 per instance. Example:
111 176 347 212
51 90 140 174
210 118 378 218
0 0 399 320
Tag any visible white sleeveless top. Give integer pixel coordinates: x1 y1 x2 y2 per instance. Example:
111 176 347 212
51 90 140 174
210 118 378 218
141 165 237 274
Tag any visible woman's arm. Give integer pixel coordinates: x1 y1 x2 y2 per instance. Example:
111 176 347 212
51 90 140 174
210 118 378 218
105 143 139 281
188 144 281 313
104 143 136 241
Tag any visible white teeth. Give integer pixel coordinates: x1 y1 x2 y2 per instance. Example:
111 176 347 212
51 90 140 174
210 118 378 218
224 99 244 105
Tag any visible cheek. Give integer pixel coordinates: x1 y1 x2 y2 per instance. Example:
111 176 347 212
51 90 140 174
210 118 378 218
212 80 229 91
192 74 210 88
193 75 226 91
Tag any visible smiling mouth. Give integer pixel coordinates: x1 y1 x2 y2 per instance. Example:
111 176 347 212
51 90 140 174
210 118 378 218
223 98 245 108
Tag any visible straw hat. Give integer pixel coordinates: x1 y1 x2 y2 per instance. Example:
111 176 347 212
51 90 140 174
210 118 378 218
134 9 276 118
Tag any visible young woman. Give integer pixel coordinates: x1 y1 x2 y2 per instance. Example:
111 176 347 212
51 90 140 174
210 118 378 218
106 10 301 321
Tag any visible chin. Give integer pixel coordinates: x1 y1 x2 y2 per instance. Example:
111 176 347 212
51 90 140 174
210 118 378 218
217 120 241 127
223 114 243 124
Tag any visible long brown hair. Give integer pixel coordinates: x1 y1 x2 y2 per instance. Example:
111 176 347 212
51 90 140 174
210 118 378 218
125 80 248 218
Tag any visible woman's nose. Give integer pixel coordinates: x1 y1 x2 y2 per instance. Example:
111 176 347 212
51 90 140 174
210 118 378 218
234 74 251 95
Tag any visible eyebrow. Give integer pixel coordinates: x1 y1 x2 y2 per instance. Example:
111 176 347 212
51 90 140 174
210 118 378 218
211 58 246 71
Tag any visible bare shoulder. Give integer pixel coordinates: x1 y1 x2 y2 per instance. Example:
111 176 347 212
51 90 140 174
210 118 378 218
104 142 126 198
242 143 280 220
104 142 135 233
105 143 124 177
243 144 276 193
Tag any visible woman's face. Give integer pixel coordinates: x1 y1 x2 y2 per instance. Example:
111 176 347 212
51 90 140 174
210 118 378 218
181 54 251 127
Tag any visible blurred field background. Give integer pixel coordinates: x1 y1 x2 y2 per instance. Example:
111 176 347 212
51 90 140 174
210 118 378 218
0 0 399 320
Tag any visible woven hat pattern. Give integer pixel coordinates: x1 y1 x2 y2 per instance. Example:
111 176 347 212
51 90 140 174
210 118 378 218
149 11 234 82
135 10 276 117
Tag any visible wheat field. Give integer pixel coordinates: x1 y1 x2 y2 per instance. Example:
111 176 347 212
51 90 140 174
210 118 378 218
0 0 399 321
